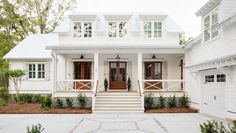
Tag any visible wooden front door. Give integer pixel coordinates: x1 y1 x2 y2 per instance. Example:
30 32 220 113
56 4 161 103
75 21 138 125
109 62 127 89
74 62 92 90
144 62 162 89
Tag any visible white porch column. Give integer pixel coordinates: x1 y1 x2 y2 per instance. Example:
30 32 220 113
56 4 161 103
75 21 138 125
94 52 99 85
52 52 57 99
137 52 143 92
93 52 99 111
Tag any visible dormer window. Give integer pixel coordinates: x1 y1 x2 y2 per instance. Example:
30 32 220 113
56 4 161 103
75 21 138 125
144 22 162 38
108 22 128 38
203 8 219 42
73 22 92 38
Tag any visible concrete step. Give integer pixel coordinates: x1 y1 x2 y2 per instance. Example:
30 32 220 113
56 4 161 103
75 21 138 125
96 92 140 96
93 110 144 113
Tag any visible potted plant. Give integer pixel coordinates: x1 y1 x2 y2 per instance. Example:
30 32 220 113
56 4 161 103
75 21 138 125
104 78 108 91
127 77 131 91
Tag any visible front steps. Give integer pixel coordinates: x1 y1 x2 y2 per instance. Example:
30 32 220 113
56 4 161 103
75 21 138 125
93 92 144 113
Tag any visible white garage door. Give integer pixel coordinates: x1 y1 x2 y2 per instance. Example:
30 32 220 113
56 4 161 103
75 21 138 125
202 69 226 118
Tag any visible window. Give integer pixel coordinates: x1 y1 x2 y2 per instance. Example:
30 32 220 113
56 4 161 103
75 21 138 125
217 74 226 82
203 8 219 42
205 75 214 83
73 22 92 38
204 16 210 42
108 22 127 38
144 22 162 38
27 63 46 79
211 9 219 39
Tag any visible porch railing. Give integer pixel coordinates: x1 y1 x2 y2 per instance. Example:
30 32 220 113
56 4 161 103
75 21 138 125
56 80 95 91
142 79 185 91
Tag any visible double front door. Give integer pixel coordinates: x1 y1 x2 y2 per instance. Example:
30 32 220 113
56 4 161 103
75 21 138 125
74 62 92 89
109 62 127 89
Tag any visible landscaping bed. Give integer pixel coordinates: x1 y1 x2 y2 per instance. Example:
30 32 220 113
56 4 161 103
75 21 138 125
145 107 198 113
0 102 92 114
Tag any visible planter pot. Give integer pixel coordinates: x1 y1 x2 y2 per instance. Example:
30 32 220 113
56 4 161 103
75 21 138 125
128 85 131 91
104 86 108 91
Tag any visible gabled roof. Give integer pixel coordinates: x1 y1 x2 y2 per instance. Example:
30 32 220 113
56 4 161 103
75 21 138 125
3 34 58 60
196 0 222 16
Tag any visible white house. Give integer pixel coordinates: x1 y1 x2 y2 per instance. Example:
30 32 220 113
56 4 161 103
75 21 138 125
3 12 185 113
4 0 236 118
185 0 236 120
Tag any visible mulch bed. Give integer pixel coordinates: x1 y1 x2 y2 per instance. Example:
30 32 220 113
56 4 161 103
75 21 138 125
0 103 92 114
145 107 198 113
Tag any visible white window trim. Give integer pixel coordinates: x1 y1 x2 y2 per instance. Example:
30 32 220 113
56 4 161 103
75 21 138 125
26 63 47 81
203 7 219 44
143 21 163 39
73 21 94 39
107 21 128 39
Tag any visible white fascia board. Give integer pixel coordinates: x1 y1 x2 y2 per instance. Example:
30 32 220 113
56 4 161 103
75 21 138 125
195 0 221 16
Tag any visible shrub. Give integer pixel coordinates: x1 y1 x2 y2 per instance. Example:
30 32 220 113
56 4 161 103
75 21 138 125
168 95 176 108
66 98 73 108
18 94 33 104
144 93 153 109
77 93 87 108
32 94 43 103
159 96 165 108
229 120 236 133
27 123 44 133
41 95 52 109
55 98 63 108
179 94 189 108
0 88 10 106
200 120 227 133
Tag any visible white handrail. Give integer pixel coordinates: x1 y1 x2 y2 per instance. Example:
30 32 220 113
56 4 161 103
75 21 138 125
56 80 95 91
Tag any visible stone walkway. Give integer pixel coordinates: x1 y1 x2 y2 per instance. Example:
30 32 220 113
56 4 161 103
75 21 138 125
0 113 217 133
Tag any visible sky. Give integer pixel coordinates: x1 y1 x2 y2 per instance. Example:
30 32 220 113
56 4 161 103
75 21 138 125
75 0 209 38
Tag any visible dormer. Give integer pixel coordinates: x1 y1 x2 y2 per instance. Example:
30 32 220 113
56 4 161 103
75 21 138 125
103 14 132 38
68 13 96 39
139 14 167 38
196 0 221 43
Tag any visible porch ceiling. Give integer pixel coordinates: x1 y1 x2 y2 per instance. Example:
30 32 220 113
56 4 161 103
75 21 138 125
46 45 185 54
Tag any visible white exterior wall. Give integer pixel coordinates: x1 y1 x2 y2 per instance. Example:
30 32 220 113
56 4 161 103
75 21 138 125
226 66 236 119
8 60 53 94
220 0 236 21
187 22 236 67
58 19 179 46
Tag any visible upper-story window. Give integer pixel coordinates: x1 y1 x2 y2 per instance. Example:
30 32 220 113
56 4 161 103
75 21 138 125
73 22 92 38
108 21 128 38
203 8 219 42
144 22 162 38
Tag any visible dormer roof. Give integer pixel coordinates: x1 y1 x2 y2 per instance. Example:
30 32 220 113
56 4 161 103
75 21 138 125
196 0 222 16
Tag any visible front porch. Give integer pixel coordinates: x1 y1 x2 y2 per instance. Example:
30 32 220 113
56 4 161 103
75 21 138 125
52 52 185 96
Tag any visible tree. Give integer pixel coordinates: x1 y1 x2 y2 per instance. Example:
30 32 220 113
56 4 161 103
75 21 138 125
0 0 76 69
5 69 25 101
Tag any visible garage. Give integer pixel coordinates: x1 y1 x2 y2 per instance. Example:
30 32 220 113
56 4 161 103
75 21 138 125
202 69 226 118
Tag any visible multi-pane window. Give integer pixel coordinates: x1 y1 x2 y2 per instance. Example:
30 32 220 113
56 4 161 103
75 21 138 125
211 9 219 39
28 64 36 79
144 22 162 38
108 22 127 38
204 16 210 42
37 64 45 79
27 63 46 79
203 8 219 42
217 74 226 82
205 75 214 83
73 22 92 38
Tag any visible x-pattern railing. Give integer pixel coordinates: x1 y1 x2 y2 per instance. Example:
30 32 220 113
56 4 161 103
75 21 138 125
56 80 95 91
143 79 184 91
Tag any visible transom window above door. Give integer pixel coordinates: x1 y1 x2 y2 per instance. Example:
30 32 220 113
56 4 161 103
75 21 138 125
108 21 128 38
143 22 162 38
73 22 92 38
